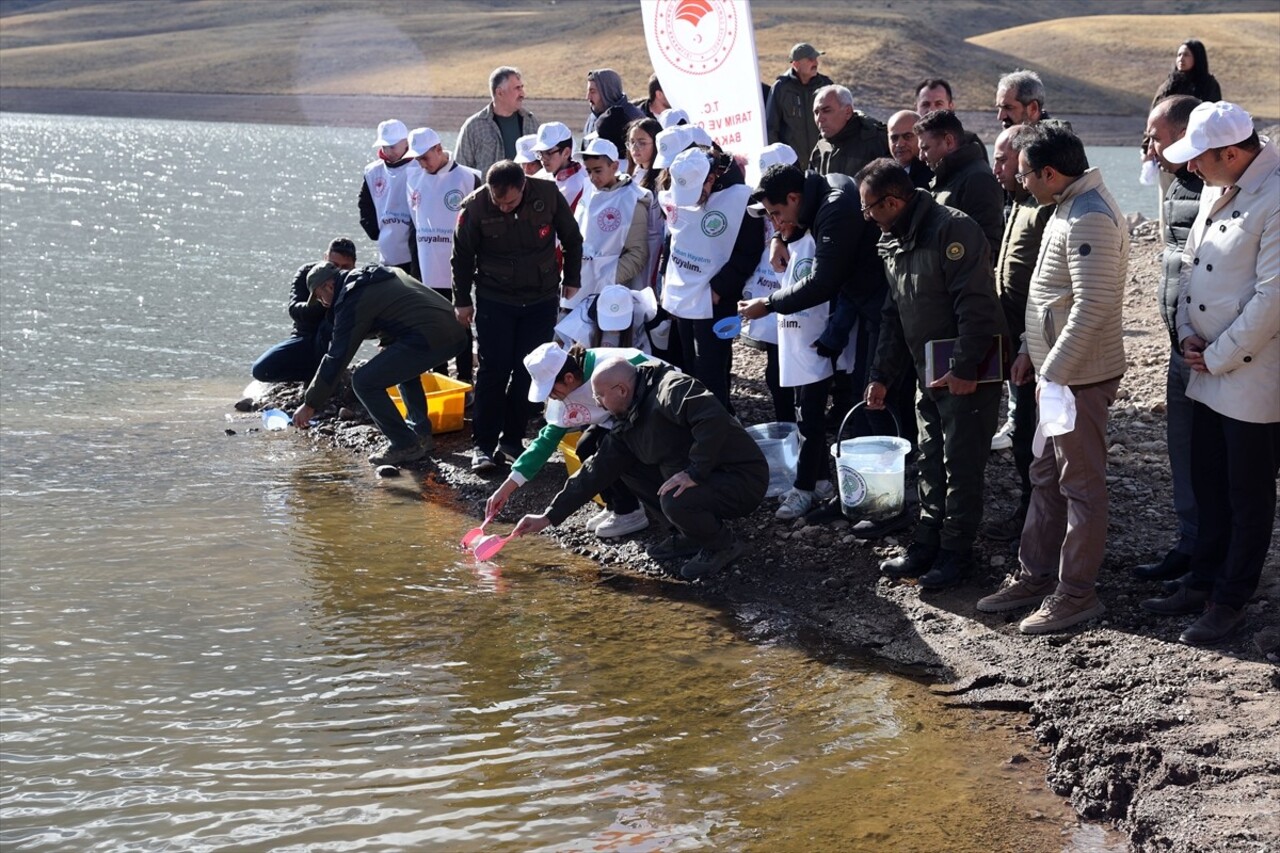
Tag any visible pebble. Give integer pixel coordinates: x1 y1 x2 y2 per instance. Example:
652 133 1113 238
338 407 361 421
375 465 401 478
233 397 254 412
775 530 791 540
224 428 237 436
990 555 1006 567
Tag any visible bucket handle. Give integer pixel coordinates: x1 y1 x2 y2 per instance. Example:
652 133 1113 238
834 401 903 459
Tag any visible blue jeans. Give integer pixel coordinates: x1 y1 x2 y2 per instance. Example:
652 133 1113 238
251 328 327 383
352 338 463 449
1165 347 1198 553
472 296 558 453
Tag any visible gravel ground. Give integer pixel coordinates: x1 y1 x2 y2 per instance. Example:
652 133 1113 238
247 230 1279 853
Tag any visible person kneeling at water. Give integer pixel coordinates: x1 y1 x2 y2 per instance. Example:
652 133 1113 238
292 263 467 467
512 357 768 580
485 342 653 539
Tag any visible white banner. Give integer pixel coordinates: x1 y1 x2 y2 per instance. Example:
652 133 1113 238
641 0 766 157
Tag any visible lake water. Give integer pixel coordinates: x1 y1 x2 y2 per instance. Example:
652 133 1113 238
0 113 1124 851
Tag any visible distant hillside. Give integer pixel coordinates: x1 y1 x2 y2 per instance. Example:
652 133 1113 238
1 0 1277 118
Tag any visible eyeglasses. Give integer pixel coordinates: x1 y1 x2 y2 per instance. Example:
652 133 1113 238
591 383 624 405
1014 168 1041 185
861 195 893 218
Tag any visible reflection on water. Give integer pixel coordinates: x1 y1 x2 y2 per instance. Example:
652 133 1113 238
1 114 1123 851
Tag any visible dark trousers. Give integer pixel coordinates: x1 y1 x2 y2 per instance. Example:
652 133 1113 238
1165 348 1198 553
623 461 768 548
761 342 796 424
914 382 1001 552
795 374 833 490
431 303 474 384
352 337 464 448
472 296 557 453
1010 378 1037 510
837 322 899 440
676 316 733 412
575 424 640 515
1187 402 1279 609
251 324 329 384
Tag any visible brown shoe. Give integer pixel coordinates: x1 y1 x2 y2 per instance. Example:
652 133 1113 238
1179 604 1246 646
1018 592 1105 634
976 574 1055 613
1140 584 1209 616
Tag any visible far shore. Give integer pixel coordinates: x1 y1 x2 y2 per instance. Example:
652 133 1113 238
0 87 1150 146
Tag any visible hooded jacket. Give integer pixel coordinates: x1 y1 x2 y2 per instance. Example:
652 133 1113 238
585 69 645 155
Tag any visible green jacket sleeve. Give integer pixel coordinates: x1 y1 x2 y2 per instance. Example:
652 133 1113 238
510 423 570 485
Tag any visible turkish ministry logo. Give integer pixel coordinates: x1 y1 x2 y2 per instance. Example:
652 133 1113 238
597 207 622 232
372 176 387 198
445 189 464 211
409 188 421 210
563 401 592 426
653 0 737 75
700 210 728 237
794 257 814 280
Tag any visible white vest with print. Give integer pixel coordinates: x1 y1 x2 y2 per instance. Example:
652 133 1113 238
742 219 783 345
406 160 481 290
364 160 414 266
659 183 751 320
571 180 648 307
544 347 647 429
776 233 834 387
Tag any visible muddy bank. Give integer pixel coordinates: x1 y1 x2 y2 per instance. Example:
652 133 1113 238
244 233 1279 853
1 87 1150 146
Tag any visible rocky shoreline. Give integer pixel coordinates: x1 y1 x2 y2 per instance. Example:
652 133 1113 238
244 232 1278 852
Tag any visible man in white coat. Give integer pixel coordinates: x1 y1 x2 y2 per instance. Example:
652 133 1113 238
1140 101 1280 646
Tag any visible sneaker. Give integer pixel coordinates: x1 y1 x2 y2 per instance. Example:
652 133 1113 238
775 488 815 521
497 442 524 465
814 479 836 502
918 548 972 590
879 543 939 579
1018 592 1105 634
681 538 746 580
471 448 498 473
977 574 1055 613
584 508 613 533
982 510 1026 542
990 420 1014 451
596 508 649 538
647 533 702 561
1140 584 1210 616
1179 603 1245 646
368 441 428 467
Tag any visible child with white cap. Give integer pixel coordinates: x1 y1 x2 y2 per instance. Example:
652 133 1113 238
359 119 416 274
405 126 482 384
532 121 587 210
514 133 542 176
486 342 655 538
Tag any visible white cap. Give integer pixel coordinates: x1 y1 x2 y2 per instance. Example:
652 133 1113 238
1163 101 1255 163
533 122 573 152
581 136 619 161
523 342 569 403
596 285 633 331
514 134 539 164
746 143 800 216
653 124 695 168
689 125 715 147
658 108 690 129
373 119 408 147
669 147 712 207
405 127 441 158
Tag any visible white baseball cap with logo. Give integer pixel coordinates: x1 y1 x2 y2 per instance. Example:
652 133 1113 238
405 127 442 158
373 119 409 147
596 285 633 331
533 122 573 152
653 124 696 169
524 342 570 403
514 134 539 164
668 147 712 207
581 136 619 161
1163 100 1255 163
746 143 801 216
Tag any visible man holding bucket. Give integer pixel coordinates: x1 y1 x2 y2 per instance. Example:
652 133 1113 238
856 158 1008 590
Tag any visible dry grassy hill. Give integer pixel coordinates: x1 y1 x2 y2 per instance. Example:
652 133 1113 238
1 0 1277 119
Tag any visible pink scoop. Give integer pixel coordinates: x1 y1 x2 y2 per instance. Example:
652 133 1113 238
461 512 495 548
472 531 518 562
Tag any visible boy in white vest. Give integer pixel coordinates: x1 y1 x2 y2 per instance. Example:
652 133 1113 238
571 137 651 312
533 122 587 210
406 127 482 385
358 119 415 274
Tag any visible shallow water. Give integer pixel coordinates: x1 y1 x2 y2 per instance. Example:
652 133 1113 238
0 113 1125 851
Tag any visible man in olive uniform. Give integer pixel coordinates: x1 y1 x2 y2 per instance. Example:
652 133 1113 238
858 158 1007 590
452 160 584 472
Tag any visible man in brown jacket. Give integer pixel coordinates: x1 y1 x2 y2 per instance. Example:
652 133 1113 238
978 123 1128 634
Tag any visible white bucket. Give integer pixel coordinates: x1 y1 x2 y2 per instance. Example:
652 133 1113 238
745 422 800 499
830 436 911 521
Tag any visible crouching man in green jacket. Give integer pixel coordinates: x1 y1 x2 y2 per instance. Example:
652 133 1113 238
292 262 467 466
512 358 768 580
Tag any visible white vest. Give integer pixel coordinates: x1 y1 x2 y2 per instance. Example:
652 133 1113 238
543 346 647 430
659 183 751 320
406 159 481 290
742 219 783 345
776 233 834 387
537 164 587 211
572 179 649 306
364 160 414 266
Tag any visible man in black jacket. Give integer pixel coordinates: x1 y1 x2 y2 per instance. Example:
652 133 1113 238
809 85 891 178
251 238 357 383
512 358 768 580
916 110 1005 260
765 43 833 166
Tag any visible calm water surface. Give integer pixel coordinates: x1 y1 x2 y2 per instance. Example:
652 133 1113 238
0 113 1124 851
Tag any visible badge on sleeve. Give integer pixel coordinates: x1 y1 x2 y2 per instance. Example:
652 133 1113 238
533 199 546 213
945 242 965 261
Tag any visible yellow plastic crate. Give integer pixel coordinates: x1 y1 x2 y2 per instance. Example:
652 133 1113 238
558 432 605 507
386 373 471 434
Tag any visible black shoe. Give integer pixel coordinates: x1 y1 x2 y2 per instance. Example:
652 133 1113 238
1162 571 1194 595
880 543 938 579
918 548 972 590
1131 549 1192 581
982 510 1026 543
497 442 524 465
1140 584 1210 616
681 539 746 580
646 533 702 561
848 510 913 539
802 496 846 525
1179 603 1246 646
